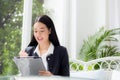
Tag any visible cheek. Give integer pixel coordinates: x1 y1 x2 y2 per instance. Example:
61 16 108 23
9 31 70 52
44 34 49 38
33 33 37 37
33 33 39 40
33 34 37 40
43 33 50 39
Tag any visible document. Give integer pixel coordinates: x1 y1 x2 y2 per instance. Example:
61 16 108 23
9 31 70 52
13 56 46 76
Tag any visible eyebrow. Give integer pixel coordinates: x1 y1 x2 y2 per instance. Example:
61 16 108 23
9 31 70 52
40 27 45 29
34 27 45 30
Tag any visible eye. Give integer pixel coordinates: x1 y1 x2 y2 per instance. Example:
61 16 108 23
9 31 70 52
40 30 45 32
34 30 37 33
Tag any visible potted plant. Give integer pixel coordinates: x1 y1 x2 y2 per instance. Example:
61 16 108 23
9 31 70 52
78 27 120 62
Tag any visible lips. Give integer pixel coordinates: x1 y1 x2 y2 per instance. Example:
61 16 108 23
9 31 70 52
37 37 43 42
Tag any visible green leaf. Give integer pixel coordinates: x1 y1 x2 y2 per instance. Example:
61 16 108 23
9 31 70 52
78 27 120 61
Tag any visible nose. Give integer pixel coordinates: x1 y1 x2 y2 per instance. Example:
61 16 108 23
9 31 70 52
35 32 41 37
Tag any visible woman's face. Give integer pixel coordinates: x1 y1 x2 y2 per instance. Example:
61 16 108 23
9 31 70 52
33 22 51 45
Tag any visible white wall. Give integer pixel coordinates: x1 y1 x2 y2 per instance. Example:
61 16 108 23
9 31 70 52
76 0 106 56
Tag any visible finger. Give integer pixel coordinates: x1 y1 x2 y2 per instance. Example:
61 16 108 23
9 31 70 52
19 51 28 57
39 71 53 76
39 71 46 73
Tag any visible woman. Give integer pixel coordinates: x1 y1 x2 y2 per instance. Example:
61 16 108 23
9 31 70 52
19 15 69 76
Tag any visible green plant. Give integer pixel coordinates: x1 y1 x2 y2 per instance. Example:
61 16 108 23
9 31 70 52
78 27 120 61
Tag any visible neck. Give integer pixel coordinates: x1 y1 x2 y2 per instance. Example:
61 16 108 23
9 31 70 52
38 41 50 55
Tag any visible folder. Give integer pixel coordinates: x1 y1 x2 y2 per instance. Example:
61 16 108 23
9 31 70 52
13 56 46 76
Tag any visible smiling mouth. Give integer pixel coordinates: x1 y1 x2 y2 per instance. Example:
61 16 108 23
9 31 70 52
37 37 43 41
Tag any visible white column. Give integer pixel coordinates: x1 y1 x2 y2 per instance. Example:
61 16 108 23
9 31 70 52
21 0 33 50
69 0 77 59
107 0 120 28
62 0 70 52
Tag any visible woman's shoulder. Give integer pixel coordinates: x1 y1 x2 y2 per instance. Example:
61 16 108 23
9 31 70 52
54 46 68 55
54 46 68 59
55 46 67 50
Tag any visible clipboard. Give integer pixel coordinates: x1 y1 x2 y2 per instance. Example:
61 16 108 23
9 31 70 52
13 56 46 76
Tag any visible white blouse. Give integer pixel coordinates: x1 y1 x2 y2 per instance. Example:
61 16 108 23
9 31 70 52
34 43 54 70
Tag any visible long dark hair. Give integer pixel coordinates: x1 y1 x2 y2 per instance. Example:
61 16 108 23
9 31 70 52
28 15 60 47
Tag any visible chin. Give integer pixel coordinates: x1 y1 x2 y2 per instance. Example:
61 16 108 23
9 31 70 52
38 41 44 45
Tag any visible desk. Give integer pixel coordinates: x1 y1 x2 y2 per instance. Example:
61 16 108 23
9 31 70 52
0 76 96 80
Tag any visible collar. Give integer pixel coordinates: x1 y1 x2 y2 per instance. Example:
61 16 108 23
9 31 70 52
34 43 54 57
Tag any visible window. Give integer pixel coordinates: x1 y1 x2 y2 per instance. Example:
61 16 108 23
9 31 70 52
0 0 23 75
0 0 48 75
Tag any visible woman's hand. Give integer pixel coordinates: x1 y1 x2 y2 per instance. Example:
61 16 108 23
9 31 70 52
19 50 28 57
39 71 53 76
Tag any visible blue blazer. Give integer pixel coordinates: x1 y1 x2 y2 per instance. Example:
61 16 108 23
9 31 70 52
25 46 70 76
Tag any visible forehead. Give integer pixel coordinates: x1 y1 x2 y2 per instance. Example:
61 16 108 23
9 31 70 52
34 22 47 29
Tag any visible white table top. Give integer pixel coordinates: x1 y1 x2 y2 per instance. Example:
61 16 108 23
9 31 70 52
0 76 96 80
